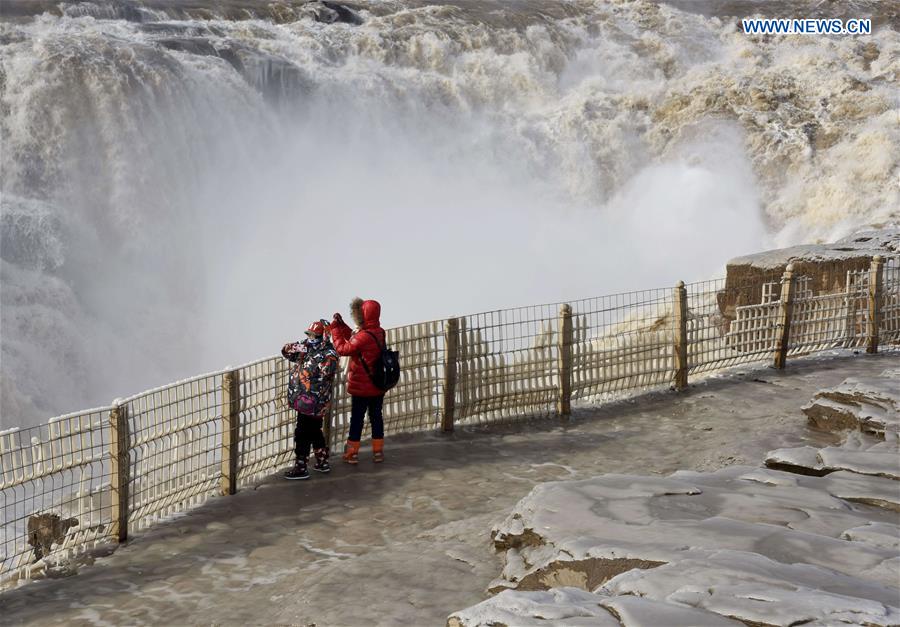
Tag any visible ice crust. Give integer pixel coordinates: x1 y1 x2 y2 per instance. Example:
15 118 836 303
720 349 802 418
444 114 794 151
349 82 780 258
728 229 900 270
802 369 900 436
449 372 900 627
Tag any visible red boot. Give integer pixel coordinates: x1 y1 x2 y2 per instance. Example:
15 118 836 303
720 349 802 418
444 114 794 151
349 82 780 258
372 438 384 463
342 440 360 465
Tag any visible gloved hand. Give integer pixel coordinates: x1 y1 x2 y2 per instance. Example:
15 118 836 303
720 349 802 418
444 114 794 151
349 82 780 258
332 312 344 325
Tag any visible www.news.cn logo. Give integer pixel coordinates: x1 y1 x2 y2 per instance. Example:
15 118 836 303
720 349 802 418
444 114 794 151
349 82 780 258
742 18 872 35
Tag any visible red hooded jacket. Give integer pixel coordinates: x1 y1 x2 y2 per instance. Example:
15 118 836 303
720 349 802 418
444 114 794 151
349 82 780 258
330 299 386 397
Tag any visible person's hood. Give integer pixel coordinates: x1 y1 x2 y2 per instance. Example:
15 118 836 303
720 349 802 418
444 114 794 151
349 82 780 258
351 297 381 329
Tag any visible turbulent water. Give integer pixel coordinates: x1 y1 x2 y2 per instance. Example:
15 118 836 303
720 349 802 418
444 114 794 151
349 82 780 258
1 0 898 427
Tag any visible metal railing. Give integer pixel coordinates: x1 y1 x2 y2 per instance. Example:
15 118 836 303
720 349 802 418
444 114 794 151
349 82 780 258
2 255 897 586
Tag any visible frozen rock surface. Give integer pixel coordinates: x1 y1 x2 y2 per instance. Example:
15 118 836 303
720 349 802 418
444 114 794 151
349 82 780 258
487 467 899 585
728 228 900 271
768 370 900 480
447 587 741 627
451 369 900 627
802 369 900 435
451 467 900 626
720 230 900 318
767 435 900 480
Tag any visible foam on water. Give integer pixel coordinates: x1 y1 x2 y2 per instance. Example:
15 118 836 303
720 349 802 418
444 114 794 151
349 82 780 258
1 0 898 426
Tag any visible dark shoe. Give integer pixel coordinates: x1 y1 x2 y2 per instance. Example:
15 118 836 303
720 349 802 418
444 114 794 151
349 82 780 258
313 447 331 473
284 460 310 480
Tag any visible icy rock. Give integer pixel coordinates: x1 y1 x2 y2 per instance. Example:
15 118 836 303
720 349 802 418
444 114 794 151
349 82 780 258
802 372 900 436
607 555 900 626
728 229 900 271
766 438 900 480
488 468 899 594
721 230 900 320
597 594 743 626
446 587 621 627
817 446 900 480
822 470 900 512
446 586 742 627
842 522 900 550
764 446 828 476
455 468 900 626
453 364 900 627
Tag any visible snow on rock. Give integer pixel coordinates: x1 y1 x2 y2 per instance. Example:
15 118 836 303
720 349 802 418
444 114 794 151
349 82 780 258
766 437 900 480
767 373 900 479
720 230 900 320
728 229 900 271
817 446 900 480
821 470 900 512
450 369 900 627
596 594 743 627
447 587 742 627
490 468 898 591
452 550 900 626
802 370 900 436
447 587 621 627
763 445 828 476
606 554 900 627
841 522 900 551
450 465 900 626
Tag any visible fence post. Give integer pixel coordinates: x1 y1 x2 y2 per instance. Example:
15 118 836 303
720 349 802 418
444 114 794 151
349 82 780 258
867 255 884 354
109 400 129 543
557 304 573 417
773 263 796 369
220 368 240 496
323 376 335 448
458 318 469 418
441 318 460 432
843 271 856 348
673 281 688 391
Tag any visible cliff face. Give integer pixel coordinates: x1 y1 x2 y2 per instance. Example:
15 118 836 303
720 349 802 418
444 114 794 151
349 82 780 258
719 229 900 321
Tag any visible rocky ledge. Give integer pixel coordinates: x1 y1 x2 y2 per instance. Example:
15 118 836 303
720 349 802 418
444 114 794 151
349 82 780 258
448 369 900 627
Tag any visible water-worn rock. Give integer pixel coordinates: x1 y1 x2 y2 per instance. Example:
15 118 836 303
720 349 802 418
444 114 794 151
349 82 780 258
453 464 900 626
447 586 741 627
802 369 900 436
720 230 900 320
766 432 900 479
26 514 78 563
451 366 900 626
491 468 898 586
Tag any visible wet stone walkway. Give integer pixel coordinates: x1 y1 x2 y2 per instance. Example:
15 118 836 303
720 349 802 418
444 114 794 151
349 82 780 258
1 352 897 626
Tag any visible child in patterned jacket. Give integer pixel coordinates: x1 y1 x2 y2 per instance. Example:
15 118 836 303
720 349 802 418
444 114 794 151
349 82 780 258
281 320 339 480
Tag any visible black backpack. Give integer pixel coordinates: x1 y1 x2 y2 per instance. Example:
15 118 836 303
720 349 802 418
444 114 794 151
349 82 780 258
359 330 401 392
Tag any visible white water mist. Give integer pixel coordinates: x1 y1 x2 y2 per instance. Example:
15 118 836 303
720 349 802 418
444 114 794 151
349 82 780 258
2 1 897 427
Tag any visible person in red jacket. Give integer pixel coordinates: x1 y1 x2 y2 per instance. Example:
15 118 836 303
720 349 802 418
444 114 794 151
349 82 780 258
330 298 386 464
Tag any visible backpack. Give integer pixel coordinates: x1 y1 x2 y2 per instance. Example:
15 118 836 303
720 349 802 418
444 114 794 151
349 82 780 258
359 330 401 392
287 360 317 414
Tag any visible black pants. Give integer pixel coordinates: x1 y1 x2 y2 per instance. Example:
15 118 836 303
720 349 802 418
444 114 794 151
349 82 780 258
294 413 326 461
349 395 384 441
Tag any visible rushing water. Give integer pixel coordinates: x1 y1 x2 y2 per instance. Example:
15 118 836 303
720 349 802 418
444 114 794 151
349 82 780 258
1 0 898 427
